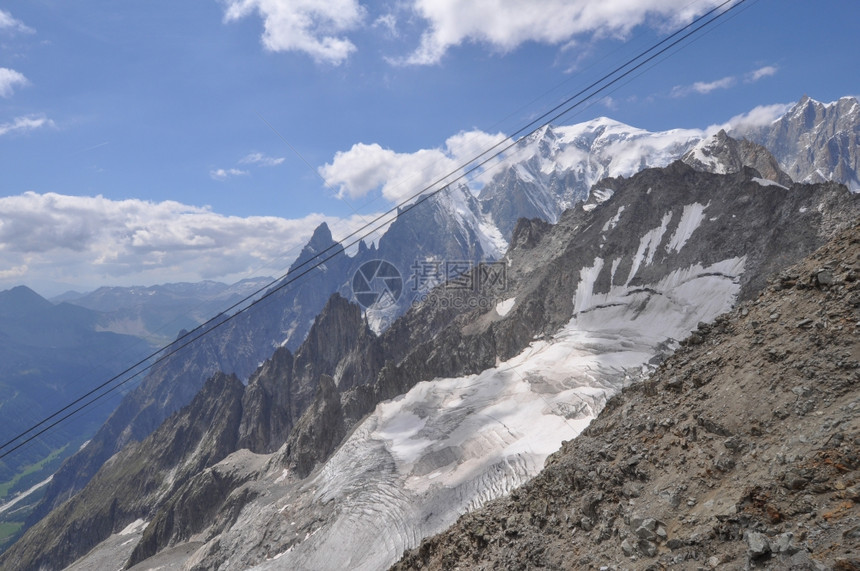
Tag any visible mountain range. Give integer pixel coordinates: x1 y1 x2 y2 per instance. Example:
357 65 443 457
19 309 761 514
52 278 275 347
1 95 859 569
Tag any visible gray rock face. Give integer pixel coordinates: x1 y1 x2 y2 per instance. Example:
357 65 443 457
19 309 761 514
281 374 346 478
741 95 860 190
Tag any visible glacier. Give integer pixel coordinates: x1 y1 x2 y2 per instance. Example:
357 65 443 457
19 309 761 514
160 213 747 571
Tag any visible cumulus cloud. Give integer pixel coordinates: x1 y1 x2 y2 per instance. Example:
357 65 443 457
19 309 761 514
210 168 249 180
0 68 29 98
0 114 54 136
239 151 285 166
0 9 34 34
221 0 365 64
0 192 379 294
397 0 728 65
319 129 507 202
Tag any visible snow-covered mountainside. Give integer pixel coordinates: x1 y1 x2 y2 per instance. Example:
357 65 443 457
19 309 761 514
15 162 857 571
480 95 860 240
479 119 704 237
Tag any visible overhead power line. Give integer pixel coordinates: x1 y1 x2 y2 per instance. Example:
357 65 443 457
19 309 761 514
0 0 746 462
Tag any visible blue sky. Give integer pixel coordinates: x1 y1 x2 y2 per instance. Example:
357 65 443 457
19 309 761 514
0 0 857 295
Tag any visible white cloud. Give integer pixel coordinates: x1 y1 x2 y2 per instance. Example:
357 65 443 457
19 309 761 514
221 0 365 65
671 64 778 99
240 151 286 166
0 68 29 98
746 65 777 82
374 13 398 38
398 0 728 65
0 114 54 136
719 102 792 133
0 9 34 34
210 167 250 180
319 129 507 202
0 192 378 295
671 75 736 97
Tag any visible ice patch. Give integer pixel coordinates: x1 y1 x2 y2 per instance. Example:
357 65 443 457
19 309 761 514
666 202 708 254
372 410 432 465
752 177 788 190
119 519 147 536
591 188 614 203
626 212 672 285
601 205 626 233
495 297 516 317
609 257 622 284
688 141 728 174
515 163 537 183
0 475 53 516
573 258 605 314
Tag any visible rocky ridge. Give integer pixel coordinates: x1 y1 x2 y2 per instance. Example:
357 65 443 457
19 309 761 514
394 222 860 570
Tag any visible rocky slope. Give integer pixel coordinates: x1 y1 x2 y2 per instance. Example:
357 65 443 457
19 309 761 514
13 162 858 571
394 222 860 570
